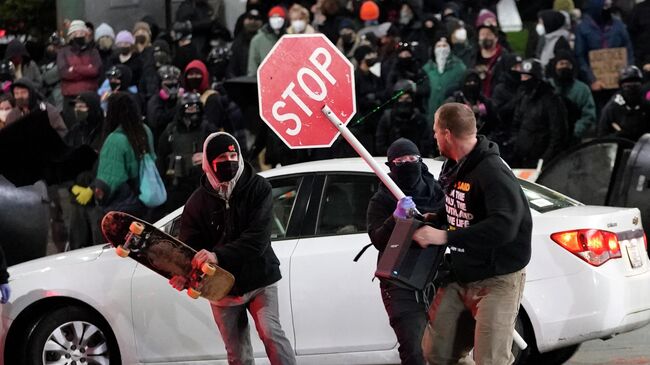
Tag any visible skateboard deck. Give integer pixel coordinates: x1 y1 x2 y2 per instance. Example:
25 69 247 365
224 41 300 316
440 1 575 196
101 211 234 301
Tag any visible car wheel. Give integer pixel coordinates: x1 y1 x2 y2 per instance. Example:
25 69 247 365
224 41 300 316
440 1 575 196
24 306 120 365
511 312 532 365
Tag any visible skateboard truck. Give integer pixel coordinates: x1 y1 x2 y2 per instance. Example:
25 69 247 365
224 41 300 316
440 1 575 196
187 262 217 299
115 222 147 257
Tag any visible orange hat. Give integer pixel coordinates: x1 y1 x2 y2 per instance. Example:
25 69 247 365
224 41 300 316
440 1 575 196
360 1 380 21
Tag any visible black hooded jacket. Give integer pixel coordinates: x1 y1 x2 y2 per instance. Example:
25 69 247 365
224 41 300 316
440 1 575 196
367 162 445 256
179 162 281 296
65 92 103 150
439 136 531 283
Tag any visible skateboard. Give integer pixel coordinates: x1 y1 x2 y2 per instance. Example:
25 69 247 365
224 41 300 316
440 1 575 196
101 211 235 301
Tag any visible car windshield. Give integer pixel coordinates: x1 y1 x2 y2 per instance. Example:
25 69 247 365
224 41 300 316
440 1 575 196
519 179 580 213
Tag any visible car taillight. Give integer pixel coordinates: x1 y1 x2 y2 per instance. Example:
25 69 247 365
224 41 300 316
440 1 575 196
551 229 622 266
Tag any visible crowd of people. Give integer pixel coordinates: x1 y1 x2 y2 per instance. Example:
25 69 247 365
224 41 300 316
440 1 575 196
0 0 649 249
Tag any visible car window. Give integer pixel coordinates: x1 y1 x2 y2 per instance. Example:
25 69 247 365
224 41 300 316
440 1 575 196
316 174 379 236
270 177 301 240
519 179 581 213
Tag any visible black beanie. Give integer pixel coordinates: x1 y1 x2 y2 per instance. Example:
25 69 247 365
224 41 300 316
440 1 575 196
387 138 420 162
539 10 566 34
205 133 239 162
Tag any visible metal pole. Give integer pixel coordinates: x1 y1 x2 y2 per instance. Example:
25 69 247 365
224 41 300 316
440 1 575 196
321 105 405 201
321 104 528 351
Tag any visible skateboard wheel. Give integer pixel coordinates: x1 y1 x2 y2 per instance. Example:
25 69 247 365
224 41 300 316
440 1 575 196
115 245 130 258
187 287 201 299
129 221 145 235
201 263 216 276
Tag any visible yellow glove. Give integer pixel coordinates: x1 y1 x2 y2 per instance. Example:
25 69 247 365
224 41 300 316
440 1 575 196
71 185 93 205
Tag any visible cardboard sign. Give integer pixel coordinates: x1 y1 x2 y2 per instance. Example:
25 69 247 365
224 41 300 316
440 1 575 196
589 48 628 89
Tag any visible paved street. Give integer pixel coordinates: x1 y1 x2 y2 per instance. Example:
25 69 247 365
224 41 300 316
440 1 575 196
568 324 650 365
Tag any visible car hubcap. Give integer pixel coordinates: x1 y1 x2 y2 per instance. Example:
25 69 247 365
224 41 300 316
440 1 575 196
42 320 110 365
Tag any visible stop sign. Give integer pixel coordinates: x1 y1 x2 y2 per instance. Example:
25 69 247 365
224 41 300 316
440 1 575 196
257 34 356 148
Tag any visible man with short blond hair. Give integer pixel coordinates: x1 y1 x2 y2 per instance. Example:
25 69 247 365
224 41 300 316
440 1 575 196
399 102 532 364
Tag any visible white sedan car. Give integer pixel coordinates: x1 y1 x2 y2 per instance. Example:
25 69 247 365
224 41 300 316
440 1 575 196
1 158 649 365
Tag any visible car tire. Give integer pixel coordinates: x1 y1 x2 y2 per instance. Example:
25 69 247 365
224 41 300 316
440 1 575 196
23 306 120 365
511 312 532 365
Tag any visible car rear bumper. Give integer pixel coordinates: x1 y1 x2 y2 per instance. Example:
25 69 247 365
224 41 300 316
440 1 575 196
524 264 650 353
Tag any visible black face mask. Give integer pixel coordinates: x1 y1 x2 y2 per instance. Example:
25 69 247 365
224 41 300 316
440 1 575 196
622 84 643 107
183 113 202 129
135 35 147 45
186 77 203 91
109 81 121 91
522 78 539 92
556 67 573 83
120 47 131 56
394 101 413 119
365 57 377 68
507 70 521 85
215 161 239 182
390 161 422 190
341 33 354 45
72 37 86 48
397 57 414 71
75 110 88 123
479 38 494 50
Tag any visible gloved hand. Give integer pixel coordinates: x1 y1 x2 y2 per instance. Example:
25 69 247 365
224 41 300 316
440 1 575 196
0 283 10 304
393 196 416 220
71 185 93 205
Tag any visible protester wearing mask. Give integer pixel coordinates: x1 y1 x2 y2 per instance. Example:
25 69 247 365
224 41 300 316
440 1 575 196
336 18 360 63
98 65 138 112
535 10 571 69
248 6 286 76
40 33 64 110
287 4 315 35
367 138 444 365
133 21 160 104
491 54 522 137
95 23 115 79
549 50 597 141
6 78 67 137
474 8 513 52
423 37 466 125
57 20 102 128
376 82 431 156
0 94 14 130
396 2 429 64
314 0 345 44
175 131 296 365
65 92 105 249
175 0 218 56
511 59 569 168
3 39 42 92
575 0 634 93
386 42 430 111
472 24 509 98
109 31 143 89
448 20 474 67
349 45 384 156
598 66 650 141
147 65 182 143
228 9 263 78
157 92 209 216
446 70 498 138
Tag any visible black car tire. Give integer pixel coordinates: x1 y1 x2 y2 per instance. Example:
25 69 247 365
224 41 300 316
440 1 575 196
24 306 120 365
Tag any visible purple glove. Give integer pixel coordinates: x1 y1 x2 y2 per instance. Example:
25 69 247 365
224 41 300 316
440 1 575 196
0 283 10 304
393 196 416 220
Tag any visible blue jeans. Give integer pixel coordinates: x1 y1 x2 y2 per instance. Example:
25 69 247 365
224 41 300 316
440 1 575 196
210 284 296 365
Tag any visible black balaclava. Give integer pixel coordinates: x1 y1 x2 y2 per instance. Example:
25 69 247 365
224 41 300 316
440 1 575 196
386 138 423 190
462 72 482 103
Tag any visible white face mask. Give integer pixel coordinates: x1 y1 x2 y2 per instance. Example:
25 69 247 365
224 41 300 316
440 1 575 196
434 46 450 73
291 19 306 33
454 28 467 43
269 17 285 31
536 23 546 36
0 109 9 122
399 11 413 25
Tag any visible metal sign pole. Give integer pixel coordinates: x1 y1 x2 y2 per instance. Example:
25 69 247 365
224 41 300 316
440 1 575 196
322 105 405 201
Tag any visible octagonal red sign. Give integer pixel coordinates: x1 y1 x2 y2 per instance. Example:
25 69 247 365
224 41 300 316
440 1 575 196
257 34 356 149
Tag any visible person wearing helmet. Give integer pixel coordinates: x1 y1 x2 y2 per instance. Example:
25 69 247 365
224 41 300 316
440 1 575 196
376 80 430 156
97 64 138 112
156 92 208 216
147 65 182 143
172 20 202 71
510 58 569 168
598 65 650 141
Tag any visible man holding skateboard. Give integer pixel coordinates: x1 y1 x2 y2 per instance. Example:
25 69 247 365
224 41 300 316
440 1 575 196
171 132 296 365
